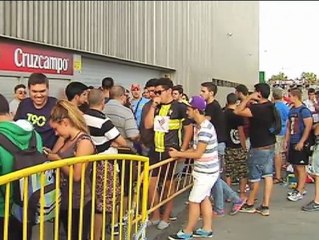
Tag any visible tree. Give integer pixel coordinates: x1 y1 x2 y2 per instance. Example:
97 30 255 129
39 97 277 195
300 72 317 85
267 72 288 84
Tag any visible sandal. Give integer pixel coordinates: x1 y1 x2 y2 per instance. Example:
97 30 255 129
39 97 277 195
273 177 284 184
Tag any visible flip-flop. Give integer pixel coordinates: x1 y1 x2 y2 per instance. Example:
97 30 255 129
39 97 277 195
273 178 284 184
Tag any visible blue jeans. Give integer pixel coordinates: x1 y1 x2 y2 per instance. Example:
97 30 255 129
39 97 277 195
218 142 225 172
211 142 240 212
211 177 241 212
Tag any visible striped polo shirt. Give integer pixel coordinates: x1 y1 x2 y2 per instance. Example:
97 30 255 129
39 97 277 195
193 119 219 174
83 109 120 153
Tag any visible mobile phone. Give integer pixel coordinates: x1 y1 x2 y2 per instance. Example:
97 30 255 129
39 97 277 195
43 148 49 155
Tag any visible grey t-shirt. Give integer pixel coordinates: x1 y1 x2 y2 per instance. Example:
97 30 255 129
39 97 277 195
9 98 20 115
104 99 139 146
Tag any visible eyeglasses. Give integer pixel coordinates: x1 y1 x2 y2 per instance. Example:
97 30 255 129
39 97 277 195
17 91 27 95
154 89 167 95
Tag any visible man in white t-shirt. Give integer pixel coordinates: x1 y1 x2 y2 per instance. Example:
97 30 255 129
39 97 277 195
303 88 319 123
168 96 219 240
9 84 27 117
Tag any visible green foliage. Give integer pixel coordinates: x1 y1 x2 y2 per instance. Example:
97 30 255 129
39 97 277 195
268 72 288 83
300 72 317 85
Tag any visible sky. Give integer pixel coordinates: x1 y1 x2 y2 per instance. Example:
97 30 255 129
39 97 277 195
259 1 319 80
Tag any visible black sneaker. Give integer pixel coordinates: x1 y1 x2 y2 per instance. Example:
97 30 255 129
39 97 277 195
106 224 119 236
239 203 256 213
169 215 178 221
255 205 270 216
168 230 193 240
302 200 319 212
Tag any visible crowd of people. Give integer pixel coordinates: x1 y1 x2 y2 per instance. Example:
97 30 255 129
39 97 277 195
0 72 319 240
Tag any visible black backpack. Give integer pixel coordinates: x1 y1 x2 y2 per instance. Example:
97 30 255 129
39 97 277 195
269 103 282 135
0 131 59 224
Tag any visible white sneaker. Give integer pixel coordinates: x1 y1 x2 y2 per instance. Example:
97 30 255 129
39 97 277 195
147 219 160 227
287 191 303 202
157 220 170 230
287 189 307 196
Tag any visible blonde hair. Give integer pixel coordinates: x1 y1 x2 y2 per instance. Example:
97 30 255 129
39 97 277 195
50 100 88 133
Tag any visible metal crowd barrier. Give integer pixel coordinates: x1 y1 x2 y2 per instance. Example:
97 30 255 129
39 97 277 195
147 158 194 215
0 154 149 240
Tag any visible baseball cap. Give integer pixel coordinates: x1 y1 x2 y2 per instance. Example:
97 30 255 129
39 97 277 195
131 83 141 91
186 96 206 111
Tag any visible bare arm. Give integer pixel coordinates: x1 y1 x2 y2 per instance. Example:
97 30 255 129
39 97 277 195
180 124 193 151
299 117 313 144
234 95 253 118
113 135 128 148
47 139 95 182
169 142 207 159
238 126 247 150
144 97 160 129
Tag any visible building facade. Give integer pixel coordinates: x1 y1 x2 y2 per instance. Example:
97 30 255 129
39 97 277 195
0 1 259 105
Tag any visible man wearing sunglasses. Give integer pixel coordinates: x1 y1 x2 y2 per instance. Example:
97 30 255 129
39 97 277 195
9 84 27 117
144 78 193 230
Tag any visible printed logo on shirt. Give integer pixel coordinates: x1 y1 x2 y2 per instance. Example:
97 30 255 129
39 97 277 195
230 129 240 145
290 115 300 135
27 113 47 127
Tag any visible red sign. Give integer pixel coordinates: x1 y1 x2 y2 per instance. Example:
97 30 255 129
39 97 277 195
0 41 74 75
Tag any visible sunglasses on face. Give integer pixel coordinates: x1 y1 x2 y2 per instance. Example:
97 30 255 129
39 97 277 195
154 89 167 95
17 91 27 95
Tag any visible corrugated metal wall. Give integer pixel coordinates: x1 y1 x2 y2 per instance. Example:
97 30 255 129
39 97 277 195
0 1 259 96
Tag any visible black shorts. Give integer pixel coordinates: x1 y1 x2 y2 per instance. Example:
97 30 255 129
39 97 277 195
149 150 175 179
288 144 310 165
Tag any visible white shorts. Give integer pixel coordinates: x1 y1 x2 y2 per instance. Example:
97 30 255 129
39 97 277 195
188 171 219 203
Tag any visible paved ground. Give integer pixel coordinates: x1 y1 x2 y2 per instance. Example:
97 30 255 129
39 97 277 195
147 181 318 240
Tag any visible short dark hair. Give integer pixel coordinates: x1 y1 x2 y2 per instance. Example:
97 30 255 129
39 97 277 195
201 82 217 96
110 85 126 98
290 88 302 100
308 88 315 94
254 83 270 99
227 93 238 105
172 85 183 94
101 77 114 90
145 78 158 88
28 73 49 88
235 84 249 96
182 93 189 102
14 84 26 93
155 78 174 89
0 94 9 115
65 82 88 101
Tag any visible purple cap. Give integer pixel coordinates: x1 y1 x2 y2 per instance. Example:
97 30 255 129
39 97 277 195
186 96 206 111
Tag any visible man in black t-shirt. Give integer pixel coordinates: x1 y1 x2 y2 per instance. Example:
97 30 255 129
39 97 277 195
234 83 276 216
14 73 58 149
224 93 248 200
200 82 229 216
144 78 193 229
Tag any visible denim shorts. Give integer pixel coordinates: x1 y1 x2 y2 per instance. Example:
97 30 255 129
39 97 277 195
311 144 319 176
247 147 275 182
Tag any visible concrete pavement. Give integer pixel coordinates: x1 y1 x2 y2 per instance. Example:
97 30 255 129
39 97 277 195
147 182 318 240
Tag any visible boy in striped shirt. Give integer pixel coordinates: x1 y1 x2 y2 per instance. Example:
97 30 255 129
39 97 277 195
168 96 219 240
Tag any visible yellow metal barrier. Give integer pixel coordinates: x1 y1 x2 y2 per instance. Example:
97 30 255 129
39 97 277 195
146 157 194 216
0 154 149 240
